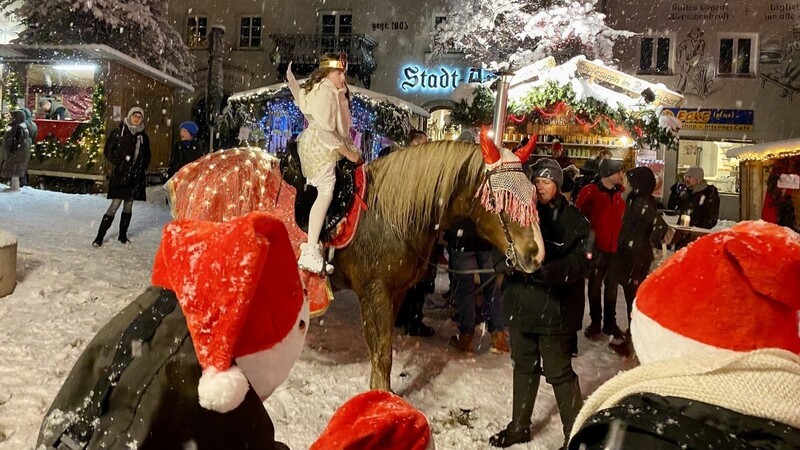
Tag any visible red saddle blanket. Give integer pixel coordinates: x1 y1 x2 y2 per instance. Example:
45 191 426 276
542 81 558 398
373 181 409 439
327 165 368 249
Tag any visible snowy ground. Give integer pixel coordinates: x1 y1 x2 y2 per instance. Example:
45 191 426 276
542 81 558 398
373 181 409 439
0 183 643 450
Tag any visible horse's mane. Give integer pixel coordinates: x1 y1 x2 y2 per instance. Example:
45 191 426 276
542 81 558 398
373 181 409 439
366 141 485 239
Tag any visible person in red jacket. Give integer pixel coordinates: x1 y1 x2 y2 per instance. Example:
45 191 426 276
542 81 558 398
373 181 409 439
575 159 626 342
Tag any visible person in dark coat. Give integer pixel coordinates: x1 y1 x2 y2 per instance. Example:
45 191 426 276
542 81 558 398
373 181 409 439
93 107 151 246
674 166 720 229
21 107 38 144
489 158 592 449
608 167 668 355
446 217 507 353
167 121 205 179
38 212 307 450
0 109 31 191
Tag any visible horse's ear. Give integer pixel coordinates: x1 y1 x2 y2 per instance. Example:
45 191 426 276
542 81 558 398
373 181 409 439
513 134 537 163
480 126 501 165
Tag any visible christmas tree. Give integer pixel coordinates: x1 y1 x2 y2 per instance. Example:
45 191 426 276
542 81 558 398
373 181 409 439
430 0 632 70
0 0 194 82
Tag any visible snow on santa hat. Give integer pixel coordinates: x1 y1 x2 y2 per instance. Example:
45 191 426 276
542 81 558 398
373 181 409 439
310 390 435 450
631 221 800 364
151 211 308 413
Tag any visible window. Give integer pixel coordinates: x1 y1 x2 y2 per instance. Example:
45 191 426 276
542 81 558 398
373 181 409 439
639 36 672 75
318 10 352 54
717 33 757 76
677 140 743 194
432 14 457 52
239 16 262 48
187 16 208 49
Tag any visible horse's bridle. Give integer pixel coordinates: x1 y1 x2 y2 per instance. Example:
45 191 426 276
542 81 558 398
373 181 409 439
484 169 518 268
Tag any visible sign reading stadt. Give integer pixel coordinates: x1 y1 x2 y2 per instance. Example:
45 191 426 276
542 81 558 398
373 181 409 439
663 108 754 132
399 65 495 93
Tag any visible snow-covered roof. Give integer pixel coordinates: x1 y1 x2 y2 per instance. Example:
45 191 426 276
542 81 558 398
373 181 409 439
726 138 800 160
229 82 430 118
0 44 194 92
508 56 678 112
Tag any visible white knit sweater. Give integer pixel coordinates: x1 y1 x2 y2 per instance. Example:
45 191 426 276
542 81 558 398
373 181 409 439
571 349 800 439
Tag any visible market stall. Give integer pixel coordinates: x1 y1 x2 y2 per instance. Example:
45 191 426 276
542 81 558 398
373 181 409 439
727 139 800 230
0 44 193 192
451 56 683 198
221 82 429 160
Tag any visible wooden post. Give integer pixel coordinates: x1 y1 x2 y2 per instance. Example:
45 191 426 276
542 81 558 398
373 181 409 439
0 230 17 298
206 24 225 152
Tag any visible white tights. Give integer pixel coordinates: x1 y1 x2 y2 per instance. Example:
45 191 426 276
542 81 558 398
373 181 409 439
10 177 20 190
307 190 333 245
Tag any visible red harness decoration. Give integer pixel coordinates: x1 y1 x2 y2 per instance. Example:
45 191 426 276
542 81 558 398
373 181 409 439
327 165 368 249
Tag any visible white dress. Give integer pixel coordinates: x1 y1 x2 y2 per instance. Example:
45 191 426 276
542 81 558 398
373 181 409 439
287 68 356 190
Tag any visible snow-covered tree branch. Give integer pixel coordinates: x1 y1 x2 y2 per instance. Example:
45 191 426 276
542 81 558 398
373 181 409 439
430 0 633 70
0 0 194 82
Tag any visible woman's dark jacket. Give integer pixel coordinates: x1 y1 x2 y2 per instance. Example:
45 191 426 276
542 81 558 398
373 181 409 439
36 286 284 450
612 167 669 286
501 195 592 334
104 122 151 200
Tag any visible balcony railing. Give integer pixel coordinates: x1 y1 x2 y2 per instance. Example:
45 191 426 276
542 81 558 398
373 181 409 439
268 33 378 88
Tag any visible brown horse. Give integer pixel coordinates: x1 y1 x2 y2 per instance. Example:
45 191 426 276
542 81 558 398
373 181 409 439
328 139 543 390
169 139 545 391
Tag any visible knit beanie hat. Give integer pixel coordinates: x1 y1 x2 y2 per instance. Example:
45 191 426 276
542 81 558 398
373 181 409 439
180 121 199 137
631 221 800 364
151 211 308 413
531 157 564 190
127 106 144 119
310 390 435 450
625 166 656 197
599 158 624 178
685 166 704 181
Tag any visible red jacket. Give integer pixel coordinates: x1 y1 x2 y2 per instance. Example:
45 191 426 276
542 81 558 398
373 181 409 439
575 181 626 253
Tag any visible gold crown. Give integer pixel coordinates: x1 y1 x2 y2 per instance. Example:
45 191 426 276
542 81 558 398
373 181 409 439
319 60 346 70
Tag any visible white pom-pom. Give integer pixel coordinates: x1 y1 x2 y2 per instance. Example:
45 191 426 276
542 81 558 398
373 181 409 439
198 366 249 413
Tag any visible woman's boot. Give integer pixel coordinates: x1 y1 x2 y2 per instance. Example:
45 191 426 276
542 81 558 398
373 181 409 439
92 215 115 247
118 212 132 244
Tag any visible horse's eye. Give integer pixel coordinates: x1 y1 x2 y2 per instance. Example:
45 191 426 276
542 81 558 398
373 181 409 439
298 320 306 331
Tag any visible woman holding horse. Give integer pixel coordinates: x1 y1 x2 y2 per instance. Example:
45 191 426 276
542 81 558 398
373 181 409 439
287 53 362 273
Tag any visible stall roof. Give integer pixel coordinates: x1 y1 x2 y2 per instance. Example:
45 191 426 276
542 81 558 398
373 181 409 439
727 138 800 160
508 55 683 111
0 44 194 92
229 81 430 118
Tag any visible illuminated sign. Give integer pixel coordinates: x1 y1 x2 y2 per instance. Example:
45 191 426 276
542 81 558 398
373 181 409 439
663 108 754 132
399 65 494 93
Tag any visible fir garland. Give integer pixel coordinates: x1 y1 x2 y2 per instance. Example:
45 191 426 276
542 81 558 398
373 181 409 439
451 85 495 128
450 80 678 149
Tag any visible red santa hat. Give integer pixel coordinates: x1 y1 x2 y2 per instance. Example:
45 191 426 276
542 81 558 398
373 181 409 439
310 390 434 450
151 212 307 413
631 221 800 364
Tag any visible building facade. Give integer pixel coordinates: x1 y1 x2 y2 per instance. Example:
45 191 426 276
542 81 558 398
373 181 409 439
167 0 485 141
605 0 800 220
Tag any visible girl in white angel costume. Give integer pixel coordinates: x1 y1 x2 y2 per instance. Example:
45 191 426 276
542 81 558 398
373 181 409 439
287 53 362 273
